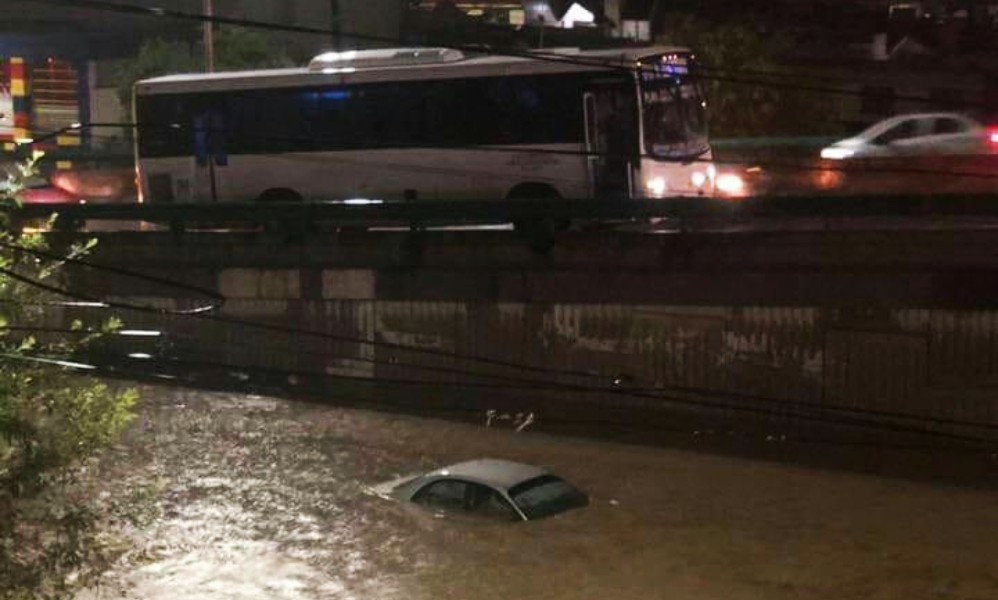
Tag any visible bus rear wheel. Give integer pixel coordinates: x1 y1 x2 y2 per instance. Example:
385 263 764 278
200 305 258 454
507 183 568 236
256 188 303 203
256 188 305 233
507 183 566 253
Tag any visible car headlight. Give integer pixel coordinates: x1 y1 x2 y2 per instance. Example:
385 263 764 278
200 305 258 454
820 147 855 160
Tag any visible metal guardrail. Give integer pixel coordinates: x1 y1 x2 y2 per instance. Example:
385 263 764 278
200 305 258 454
3 194 998 232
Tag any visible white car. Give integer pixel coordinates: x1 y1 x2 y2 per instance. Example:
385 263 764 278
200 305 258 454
821 113 996 160
371 458 588 522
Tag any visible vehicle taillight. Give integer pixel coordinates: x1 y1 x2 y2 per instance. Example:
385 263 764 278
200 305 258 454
990 129 998 145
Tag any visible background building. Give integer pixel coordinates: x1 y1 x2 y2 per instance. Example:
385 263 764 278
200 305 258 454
0 0 405 157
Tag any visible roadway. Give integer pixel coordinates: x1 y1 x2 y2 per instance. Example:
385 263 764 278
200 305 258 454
8 192 998 235
82 383 998 600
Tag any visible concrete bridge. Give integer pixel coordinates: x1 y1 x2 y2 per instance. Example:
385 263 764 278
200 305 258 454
43 225 998 478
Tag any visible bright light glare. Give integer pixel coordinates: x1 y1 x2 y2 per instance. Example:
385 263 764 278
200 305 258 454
118 329 163 337
128 353 153 360
715 173 746 197
70 122 82 130
342 198 384 205
19 356 97 370
58 301 109 308
316 50 358 63
690 171 707 189
645 176 667 197
322 67 357 75
990 131 998 144
14 137 34 145
821 147 855 160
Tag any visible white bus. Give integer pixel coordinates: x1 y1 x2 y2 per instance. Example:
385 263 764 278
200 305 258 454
134 46 729 205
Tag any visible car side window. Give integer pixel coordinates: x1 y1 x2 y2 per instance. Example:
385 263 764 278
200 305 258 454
933 118 965 135
412 479 467 511
872 119 920 145
465 483 519 522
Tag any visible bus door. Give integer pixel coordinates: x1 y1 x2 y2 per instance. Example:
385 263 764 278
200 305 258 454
192 109 228 202
584 81 638 198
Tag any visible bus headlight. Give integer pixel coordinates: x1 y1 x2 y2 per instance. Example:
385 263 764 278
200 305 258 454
690 171 707 189
715 173 746 197
645 176 667 197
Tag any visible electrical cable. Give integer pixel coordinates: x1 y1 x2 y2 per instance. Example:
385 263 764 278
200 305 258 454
19 0 996 112
4 278 998 450
7 311 998 437
9 348 993 459
37 121 998 185
9 343 998 450
8 2 998 441
4 238 998 440
0 263 621 381
0 239 226 311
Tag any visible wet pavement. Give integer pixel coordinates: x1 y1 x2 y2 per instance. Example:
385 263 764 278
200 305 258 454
84 384 998 600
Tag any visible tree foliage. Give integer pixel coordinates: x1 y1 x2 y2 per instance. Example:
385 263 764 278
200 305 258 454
117 27 295 112
0 162 139 599
657 12 848 138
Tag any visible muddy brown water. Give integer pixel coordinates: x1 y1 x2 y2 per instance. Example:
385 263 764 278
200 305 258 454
82 384 998 600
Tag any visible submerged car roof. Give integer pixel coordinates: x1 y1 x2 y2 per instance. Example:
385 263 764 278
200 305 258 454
428 459 549 491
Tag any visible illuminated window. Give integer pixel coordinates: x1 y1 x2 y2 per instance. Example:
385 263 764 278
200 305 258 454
621 19 651 41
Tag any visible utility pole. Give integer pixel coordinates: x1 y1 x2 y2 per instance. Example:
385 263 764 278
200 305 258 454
203 0 216 73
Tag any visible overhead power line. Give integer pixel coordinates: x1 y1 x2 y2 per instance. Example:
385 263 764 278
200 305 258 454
19 0 993 111
6 347 995 459
9 337 998 451
0 238 225 311
30 121 998 183
4 254 998 448
9 306 998 439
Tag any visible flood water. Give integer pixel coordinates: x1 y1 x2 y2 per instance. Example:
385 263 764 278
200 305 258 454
85 384 998 600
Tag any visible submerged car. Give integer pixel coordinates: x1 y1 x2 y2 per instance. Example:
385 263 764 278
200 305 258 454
821 112 996 160
371 458 588 522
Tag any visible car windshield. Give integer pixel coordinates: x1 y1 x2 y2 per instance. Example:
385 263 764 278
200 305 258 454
640 57 710 159
508 475 588 520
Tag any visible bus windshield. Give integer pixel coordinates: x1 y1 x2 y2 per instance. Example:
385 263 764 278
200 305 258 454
640 56 710 160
